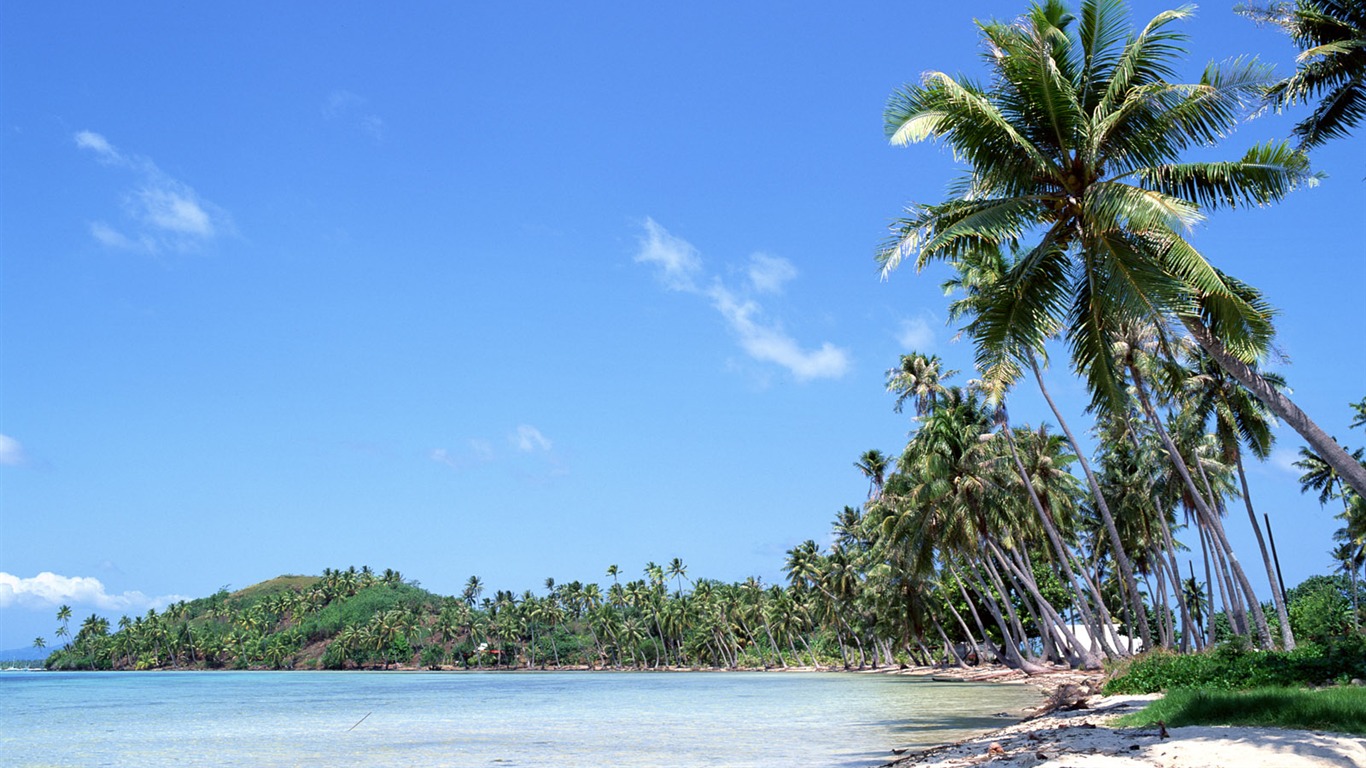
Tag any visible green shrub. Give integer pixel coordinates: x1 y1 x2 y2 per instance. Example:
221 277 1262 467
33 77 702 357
1104 636 1366 694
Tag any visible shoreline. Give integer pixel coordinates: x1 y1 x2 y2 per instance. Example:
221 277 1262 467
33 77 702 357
880 673 1366 768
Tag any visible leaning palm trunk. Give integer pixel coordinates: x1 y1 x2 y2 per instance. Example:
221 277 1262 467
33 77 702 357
991 541 1099 669
1234 454 1296 649
1000 424 1117 661
1028 357 1153 650
965 563 1049 675
940 588 984 664
1184 319 1366 500
1153 511 1198 651
931 616 968 668
1130 366 1273 648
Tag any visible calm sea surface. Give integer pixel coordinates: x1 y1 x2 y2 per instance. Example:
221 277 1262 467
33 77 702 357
0 671 1039 767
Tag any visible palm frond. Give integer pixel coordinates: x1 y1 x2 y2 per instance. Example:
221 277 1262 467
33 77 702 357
1135 140 1320 209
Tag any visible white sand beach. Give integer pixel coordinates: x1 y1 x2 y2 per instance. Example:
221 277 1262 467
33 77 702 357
883 686 1365 768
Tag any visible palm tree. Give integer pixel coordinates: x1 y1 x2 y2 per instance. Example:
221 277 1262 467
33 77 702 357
878 0 1364 500
1239 0 1366 148
854 449 891 500
887 353 956 417
462 576 483 607
55 605 72 648
666 558 689 595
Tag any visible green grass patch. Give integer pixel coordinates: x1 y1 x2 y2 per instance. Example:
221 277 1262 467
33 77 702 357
1117 686 1366 736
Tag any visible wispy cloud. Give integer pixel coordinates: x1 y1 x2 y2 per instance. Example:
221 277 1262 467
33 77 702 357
0 572 189 612
747 253 797 295
431 429 557 473
896 315 938 352
634 220 849 381
324 89 385 142
635 218 703 292
75 131 232 254
708 284 849 380
0 434 27 467
512 425 552 452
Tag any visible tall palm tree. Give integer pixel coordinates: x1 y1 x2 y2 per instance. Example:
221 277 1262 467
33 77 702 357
1239 0 1366 148
878 0 1364 499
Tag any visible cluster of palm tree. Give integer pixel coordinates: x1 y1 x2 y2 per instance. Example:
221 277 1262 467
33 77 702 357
43 561 881 672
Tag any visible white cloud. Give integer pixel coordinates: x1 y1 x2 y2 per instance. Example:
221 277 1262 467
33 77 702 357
0 572 188 612
709 284 850 380
135 184 214 237
897 316 937 352
635 220 850 381
747 253 797 295
635 217 703 292
75 131 231 254
89 221 138 250
0 434 26 466
513 425 552 452
74 130 120 162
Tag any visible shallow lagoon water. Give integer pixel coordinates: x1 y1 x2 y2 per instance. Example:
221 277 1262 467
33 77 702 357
1 671 1040 767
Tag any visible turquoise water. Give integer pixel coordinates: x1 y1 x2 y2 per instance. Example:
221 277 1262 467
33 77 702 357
0 671 1039 767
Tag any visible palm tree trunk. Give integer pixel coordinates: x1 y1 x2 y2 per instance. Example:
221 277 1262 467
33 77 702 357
931 617 967 668
1234 454 1296 649
1130 364 1273 648
1000 424 1115 660
993 542 1099 669
965 564 1049 675
1153 506 1197 651
1183 318 1366 499
1028 355 1153 650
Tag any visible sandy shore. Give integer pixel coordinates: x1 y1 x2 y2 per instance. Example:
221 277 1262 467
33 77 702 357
881 675 1365 768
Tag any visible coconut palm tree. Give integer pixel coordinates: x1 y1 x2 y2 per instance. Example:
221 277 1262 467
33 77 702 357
887 353 956 417
1239 0 1366 148
878 0 1363 499
854 449 891 500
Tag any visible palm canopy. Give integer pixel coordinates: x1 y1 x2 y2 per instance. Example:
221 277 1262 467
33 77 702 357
878 0 1318 410
1239 0 1366 148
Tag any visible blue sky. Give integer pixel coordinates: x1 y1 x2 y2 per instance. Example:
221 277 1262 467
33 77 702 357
2 1 1362 650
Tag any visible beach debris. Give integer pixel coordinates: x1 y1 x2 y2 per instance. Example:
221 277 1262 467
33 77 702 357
347 712 372 732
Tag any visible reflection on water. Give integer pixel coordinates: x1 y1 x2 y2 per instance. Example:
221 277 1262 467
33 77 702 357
1 671 1040 767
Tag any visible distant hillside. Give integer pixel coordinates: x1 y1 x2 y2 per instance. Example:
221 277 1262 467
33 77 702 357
0 645 49 662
